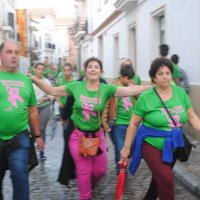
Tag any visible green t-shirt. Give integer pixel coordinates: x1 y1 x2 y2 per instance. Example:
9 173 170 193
133 85 192 150
116 97 134 125
44 69 58 78
0 72 37 140
132 75 141 85
65 80 118 131
57 77 73 106
172 63 181 81
44 69 58 84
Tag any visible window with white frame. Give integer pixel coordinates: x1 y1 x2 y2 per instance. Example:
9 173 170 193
113 34 120 76
98 0 102 12
98 35 103 61
45 33 51 48
128 24 137 71
151 6 165 58
159 15 165 44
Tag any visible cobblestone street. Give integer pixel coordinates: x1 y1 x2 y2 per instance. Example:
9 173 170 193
3 121 199 200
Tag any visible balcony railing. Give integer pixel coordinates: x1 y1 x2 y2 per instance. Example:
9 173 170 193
73 19 87 42
31 40 39 51
1 25 13 32
45 43 56 50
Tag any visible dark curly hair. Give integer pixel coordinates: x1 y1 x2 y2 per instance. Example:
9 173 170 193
120 64 135 79
171 54 179 65
83 57 103 71
149 58 173 83
159 44 169 57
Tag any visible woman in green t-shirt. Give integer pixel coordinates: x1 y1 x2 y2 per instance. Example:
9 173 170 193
28 57 152 200
120 58 200 200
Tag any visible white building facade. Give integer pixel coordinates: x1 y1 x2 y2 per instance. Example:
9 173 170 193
77 0 200 119
28 9 70 66
0 0 16 43
0 0 31 73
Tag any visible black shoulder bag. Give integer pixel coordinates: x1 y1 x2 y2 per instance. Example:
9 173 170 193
153 87 196 162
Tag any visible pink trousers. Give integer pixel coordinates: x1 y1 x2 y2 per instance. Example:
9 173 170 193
69 128 107 200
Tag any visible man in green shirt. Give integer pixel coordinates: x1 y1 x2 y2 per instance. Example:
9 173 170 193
44 62 58 85
56 63 74 108
171 54 190 94
0 39 44 200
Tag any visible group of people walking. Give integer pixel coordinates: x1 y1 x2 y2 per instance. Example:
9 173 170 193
0 38 200 200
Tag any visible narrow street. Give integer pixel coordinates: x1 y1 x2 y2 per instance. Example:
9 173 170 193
3 120 199 200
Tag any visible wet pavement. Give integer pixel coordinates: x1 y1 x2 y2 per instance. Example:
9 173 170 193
3 120 200 200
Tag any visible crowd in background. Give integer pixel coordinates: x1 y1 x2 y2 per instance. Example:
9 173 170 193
0 39 196 200
28 43 192 200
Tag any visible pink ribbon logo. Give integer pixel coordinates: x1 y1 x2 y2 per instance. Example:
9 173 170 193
7 87 24 108
82 103 96 121
169 114 183 127
122 97 133 110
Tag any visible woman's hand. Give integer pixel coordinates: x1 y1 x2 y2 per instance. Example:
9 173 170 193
35 137 45 151
105 127 111 133
40 96 50 103
120 146 130 160
118 158 128 168
27 73 36 82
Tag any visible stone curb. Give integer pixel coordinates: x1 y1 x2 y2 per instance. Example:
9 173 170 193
174 163 200 197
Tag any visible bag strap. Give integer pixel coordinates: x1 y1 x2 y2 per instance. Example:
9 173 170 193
153 87 177 127
97 84 101 132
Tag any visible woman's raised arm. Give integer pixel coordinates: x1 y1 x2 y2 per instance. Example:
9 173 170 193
28 74 69 97
114 84 152 97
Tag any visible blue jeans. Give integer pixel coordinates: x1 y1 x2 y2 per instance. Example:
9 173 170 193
0 133 30 200
111 125 129 174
